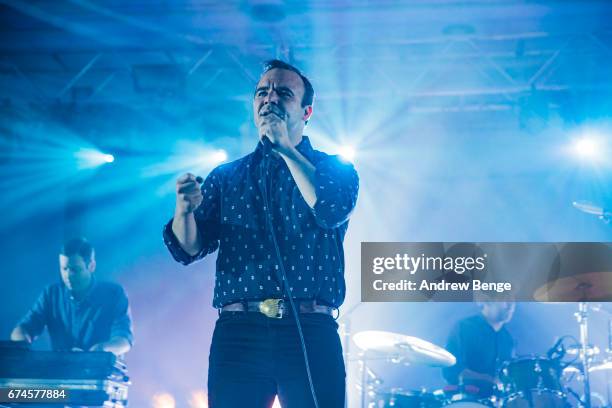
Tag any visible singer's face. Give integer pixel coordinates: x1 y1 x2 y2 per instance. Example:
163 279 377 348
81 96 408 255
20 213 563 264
253 68 306 132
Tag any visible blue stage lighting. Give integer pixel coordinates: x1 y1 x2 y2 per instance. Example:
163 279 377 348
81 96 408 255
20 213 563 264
338 145 356 162
211 149 228 164
573 137 599 159
75 148 115 169
568 127 609 163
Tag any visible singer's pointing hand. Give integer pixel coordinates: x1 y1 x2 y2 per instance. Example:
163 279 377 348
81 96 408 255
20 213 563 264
175 173 203 214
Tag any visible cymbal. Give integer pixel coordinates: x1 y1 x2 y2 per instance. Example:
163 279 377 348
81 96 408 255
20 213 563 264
353 330 456 367
563 365 580 375
590 360 612 373
566 344 600 357
562 360 612 375
534 272 612 302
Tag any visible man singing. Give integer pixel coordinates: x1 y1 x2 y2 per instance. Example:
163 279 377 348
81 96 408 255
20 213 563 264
11 237 133 356
163 59 359 407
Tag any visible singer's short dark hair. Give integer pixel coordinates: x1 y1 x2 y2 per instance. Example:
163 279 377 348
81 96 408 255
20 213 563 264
61 237 95 263
261 59 315 107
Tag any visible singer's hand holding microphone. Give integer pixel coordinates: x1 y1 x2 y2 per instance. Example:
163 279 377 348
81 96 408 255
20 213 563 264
175 173 204 215
259 104 292 154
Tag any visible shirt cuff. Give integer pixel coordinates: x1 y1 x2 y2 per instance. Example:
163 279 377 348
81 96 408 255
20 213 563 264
162 219 206 265
310 157 359 229
110 330 134 347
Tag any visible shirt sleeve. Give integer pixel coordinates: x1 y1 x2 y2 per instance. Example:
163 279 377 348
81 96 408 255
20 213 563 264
163 168 222 265
17 287 50 338
109 286 134 346
310 155 359 229
442 321 465 384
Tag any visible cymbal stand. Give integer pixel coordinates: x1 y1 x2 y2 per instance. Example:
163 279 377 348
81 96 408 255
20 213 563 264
358 354 370 408
607 317 611 407
357 353 382 408
576 302 592 408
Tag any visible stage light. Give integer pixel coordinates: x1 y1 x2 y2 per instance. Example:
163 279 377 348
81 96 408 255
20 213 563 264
573 137 598 159
338 145 356 162
211 149 228 164
188 390 208 408
272 396 282 408
75 148 115 169
568 127 610 164
151 392 175 408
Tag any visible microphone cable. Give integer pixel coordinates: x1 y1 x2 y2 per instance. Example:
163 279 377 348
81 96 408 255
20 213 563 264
259 137 320 408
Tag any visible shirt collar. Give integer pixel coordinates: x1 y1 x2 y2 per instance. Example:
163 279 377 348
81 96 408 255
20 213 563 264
254 135 314 161
64 276 98 303
477 313 504 333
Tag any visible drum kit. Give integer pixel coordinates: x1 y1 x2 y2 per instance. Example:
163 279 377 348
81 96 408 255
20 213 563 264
350 301 612 408
346 247 612 407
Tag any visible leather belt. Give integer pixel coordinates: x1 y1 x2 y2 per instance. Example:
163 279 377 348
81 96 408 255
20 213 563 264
220 299 333 319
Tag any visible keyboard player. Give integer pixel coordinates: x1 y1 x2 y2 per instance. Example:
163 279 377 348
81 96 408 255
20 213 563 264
10 237 133 356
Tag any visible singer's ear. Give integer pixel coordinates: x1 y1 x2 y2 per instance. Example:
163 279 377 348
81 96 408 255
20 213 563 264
303 105 313 122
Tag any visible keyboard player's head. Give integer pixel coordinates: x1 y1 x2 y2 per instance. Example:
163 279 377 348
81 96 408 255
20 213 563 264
59 237 96 296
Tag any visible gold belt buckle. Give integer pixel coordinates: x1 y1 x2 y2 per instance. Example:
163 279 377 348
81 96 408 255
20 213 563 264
259 298 284 319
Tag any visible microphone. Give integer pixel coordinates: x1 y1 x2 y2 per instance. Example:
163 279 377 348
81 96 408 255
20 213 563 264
547 337 566 359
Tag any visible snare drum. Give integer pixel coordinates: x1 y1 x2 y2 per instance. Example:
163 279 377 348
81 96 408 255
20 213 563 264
433 386 496 407
499 357 567 408
373 389 441 407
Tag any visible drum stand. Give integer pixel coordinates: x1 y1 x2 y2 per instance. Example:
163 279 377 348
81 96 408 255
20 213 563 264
357 354 383 408
576 302 592 408
360 356 368 408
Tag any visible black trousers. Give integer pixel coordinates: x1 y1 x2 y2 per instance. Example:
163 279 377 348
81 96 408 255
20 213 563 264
208 311 346 408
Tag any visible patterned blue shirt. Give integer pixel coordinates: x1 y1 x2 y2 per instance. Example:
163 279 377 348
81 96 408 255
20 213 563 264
163 136 359 308
17 279 134 352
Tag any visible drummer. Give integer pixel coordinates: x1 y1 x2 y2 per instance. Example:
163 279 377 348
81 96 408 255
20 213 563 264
442 296 516 398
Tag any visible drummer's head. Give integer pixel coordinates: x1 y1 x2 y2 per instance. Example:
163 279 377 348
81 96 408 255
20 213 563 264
477 300 515 329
